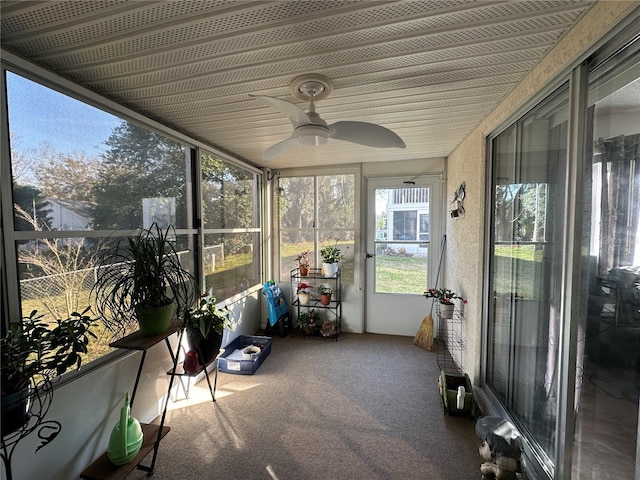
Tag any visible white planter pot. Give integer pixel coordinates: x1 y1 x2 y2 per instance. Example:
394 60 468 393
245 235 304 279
439 303 454 319
322 262 338 278
298 292 310 305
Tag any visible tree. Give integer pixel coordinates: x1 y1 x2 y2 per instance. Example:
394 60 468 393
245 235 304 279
35 149 100 202
317 174 355 239
201 153 253 229
7 134 32 185
91 121 187 229
277 176 315 244
495 183 546 243
12 183 51 231
200 153 256 257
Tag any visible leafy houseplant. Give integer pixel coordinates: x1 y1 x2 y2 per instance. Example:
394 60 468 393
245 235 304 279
184 295 231 363
296 250 311 276
92 223 197 337
296 309 320 335
318 285 333 305
320 238 345 264
423 288 466 319
1 308 97 436
423 288 466 305
320 238 346 278
318 285 333 295
297 283 313 295
297 283 313 306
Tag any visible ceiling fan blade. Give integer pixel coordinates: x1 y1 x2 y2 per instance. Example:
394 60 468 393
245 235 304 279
328 121 406 148
263 135 299 161
250 95 310 128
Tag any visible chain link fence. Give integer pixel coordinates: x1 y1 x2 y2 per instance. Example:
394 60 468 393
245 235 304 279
19 246 222 317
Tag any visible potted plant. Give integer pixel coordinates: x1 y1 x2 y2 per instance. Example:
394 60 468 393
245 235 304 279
1 308 97 437
423 287 466 319
296 309 320 336
320 238 346 278
92 223 197 337
318 285 333 305
184 295 231 364
296 250 311 276
296 282 314 306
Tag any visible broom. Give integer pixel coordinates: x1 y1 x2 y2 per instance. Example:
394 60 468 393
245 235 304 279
413 235 446 351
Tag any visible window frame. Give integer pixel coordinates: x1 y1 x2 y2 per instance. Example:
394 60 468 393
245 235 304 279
1 51 264 384
275 165 360 285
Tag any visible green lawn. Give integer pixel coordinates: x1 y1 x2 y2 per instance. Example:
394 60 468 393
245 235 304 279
375 255 428 294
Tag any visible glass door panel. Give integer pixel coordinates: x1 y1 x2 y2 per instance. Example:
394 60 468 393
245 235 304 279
366 178 441 336
277 174 355 284
572 52 640 480
374 187 430 295
487 83 570 465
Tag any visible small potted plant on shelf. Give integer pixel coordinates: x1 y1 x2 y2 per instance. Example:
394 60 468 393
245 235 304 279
92 223 197 337
1 308 97 437
297 282 314 306
318 285 333 305
320 237 346 278
423 287 466 319
296 309 320 336
184 295 231 365
296 250 311 276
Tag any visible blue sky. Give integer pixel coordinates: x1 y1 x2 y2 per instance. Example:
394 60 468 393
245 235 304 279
6 71 121 159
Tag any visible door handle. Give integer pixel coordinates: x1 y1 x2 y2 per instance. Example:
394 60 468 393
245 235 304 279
366 253 375 259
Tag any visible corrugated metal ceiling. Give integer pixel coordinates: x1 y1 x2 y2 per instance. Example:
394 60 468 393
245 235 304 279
0 0 596 169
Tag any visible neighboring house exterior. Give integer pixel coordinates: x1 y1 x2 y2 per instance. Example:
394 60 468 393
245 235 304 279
45 198 92 231
383 187 429 255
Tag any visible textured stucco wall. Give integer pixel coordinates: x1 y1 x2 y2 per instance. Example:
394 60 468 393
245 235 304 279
445 0 639 384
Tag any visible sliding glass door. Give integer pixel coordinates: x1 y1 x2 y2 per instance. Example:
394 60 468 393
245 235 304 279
487 84 570 468
571 47 639 480
486 34 639 480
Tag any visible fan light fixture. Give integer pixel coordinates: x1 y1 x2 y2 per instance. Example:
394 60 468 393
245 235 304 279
251 74 405 161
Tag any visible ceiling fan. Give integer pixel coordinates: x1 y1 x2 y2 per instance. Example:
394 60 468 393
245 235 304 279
251 74 406 161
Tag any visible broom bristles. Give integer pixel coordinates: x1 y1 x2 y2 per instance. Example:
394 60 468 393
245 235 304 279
413 315 434 351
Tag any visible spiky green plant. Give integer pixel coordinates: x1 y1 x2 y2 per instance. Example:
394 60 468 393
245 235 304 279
92 223 197 336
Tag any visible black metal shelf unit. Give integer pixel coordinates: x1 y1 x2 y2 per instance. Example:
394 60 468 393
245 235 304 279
290 267 342 341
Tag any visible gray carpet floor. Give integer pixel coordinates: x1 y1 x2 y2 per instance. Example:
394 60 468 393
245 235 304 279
129 333 481 479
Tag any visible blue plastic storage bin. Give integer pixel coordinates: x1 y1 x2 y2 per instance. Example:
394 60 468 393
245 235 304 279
218 335 272 375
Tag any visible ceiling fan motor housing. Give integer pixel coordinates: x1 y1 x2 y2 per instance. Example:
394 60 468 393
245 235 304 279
294 124 329 145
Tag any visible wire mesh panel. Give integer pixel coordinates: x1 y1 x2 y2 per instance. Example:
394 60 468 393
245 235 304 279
435 303 464 374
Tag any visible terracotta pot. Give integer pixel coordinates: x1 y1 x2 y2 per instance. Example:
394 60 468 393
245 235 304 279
320 293 331 305
299 265 309 276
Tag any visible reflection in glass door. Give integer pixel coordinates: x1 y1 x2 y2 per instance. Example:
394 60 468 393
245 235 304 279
487 84 569 469
572 53 640 480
